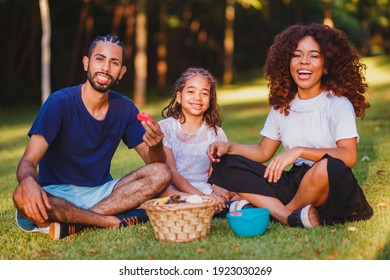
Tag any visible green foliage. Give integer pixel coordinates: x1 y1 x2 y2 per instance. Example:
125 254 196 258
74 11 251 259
2 0 390 105
332 8 361 46
0 56 390 260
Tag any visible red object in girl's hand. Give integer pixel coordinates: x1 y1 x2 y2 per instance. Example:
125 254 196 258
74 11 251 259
137 112 153 121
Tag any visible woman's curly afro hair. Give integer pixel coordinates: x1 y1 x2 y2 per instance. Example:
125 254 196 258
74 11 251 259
264 23 369 118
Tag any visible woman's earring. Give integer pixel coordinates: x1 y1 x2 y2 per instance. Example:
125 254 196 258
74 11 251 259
323 70 328 75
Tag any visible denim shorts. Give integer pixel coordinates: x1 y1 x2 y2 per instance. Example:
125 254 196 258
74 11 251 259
16 178 121 232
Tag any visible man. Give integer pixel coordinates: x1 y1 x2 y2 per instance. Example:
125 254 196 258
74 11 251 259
12 35 171 240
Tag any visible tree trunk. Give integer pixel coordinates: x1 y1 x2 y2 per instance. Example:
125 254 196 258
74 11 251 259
112 1 124 35
157 1 168 96
67 0 93 85
322 0 334 28
134 0 147 106
223 0 235 85
39 0 51 104
124 2 136 85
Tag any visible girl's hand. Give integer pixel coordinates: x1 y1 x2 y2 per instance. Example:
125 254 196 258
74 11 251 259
210 192 226 213
211 184 232 201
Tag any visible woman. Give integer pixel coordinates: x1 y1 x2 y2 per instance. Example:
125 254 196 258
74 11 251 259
206 23 373 228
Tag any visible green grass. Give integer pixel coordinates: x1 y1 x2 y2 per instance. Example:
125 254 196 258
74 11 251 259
0 56 389 260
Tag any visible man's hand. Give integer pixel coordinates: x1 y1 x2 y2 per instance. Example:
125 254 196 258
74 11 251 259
136 116 166 163
140 118 164 148
14 134 51 224
14 176 51 224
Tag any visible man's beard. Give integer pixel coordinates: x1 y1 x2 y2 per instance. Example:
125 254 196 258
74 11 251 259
87 71 117 93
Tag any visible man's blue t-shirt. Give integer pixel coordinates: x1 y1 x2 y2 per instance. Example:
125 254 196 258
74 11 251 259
29 85 145 187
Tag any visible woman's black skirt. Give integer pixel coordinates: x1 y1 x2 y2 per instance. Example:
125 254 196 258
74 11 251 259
208 154 373 225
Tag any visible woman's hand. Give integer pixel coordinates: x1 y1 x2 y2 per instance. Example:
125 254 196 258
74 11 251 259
264 148 301 183
207 141 229 162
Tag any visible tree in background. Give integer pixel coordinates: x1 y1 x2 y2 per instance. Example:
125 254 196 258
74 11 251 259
111 0 136 91
1 0 41 105
223 0 235 85
1 0 389 107
322 0 334 27
66 0 94 86
39 0 51 104
156 0 168 96
134 0 147 105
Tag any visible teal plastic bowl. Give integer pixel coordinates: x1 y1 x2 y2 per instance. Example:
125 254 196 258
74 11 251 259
226 208 270 237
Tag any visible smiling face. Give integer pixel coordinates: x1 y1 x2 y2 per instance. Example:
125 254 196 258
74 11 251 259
290 35 326 98
83 41 127 93
176 75 211 118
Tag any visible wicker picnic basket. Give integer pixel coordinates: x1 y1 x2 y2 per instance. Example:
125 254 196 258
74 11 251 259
141 196 218 243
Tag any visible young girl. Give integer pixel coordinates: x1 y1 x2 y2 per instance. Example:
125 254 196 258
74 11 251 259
158 67 245 212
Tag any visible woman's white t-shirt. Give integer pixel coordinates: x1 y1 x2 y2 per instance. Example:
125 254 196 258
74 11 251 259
260 91 359 166
159 117 228 194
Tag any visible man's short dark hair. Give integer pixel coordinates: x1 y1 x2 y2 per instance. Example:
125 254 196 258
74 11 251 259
88 34 125 61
